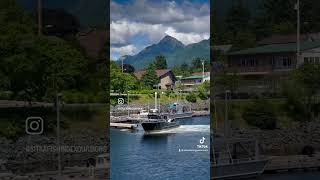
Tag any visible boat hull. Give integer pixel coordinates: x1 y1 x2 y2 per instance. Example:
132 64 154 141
172 112 193 119
211 159 268 179
141 121 179 131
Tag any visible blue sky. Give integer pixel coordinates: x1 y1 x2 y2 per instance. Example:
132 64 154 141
110 0 210 60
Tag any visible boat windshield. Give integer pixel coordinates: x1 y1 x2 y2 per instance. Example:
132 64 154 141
147 114 161 119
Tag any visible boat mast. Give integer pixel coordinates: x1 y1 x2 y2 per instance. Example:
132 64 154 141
159 93 161 113
127 91 130 117
155 92 157 111
224 90 231 138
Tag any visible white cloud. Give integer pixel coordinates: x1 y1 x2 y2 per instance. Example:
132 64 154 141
110 20 167 45
110 0 210 57
111 44 137 56
165 27 209 45
173 15 210 34
111 0 191 24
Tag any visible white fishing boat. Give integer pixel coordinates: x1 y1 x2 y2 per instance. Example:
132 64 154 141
211 134 268 179
211 90 269 179
168 102 193 119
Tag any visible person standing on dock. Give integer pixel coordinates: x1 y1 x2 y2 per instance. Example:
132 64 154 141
87 157 96 178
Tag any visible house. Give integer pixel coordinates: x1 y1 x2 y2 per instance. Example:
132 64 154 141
226 41 320 93
179 72 210 91
134 69 176 89
228 41 320 74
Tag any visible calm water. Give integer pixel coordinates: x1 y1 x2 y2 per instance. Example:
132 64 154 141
110 116 210 180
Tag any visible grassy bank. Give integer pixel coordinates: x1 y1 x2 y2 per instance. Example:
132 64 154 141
0 105 107 139
111 93 208 105
212 99 294 129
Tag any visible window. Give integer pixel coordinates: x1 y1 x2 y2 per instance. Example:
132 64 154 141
282 57 292 67
241 59 246 66
271 57 275 66
304 57 309 64
316 57 320 64
246 58 256 67
311 57 315 63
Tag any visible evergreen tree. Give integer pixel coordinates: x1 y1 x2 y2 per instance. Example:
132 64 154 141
154 55 167 69
142 64 159 89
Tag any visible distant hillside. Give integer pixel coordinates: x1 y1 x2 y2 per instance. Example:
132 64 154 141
119 35 210 70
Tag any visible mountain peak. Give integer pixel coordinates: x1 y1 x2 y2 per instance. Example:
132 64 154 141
119 35 208 70
162 35 176 40
158 35 185 48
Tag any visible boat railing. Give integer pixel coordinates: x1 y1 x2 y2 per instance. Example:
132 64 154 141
232 158 254 164
213 157 255 166
142 119 167 123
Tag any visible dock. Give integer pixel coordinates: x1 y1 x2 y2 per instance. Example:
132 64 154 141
192 111 210 117
110 123 138 129
265 153 320 173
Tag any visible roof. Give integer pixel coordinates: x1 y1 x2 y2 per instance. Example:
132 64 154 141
134 69 172 80
181 75 209 80
228 41 320 56
192 72 210 76
213 45 233 53
258 33 320 45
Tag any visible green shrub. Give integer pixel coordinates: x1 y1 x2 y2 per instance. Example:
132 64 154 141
186 93 197 103
198 90 209 100
0 91 13 100
242 100 277 130
2 121 24 140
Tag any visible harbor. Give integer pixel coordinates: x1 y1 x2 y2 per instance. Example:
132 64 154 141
110 110 209 130
110 115 210 180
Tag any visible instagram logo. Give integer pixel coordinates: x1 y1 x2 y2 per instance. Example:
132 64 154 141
25 117 44 135
118 98 125 105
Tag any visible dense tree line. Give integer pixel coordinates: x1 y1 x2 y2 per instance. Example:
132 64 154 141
214 0 320 49
0 0 105 103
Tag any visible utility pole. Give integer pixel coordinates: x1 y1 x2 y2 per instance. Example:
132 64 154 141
296 0 301 64
122 58 124 73
120 51 124 73
37 0 42 35
202 61 205 82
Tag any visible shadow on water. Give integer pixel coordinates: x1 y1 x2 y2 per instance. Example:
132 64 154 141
141 134 170 145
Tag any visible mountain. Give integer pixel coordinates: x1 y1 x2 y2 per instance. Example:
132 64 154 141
167 39 210 67
119 36 210 70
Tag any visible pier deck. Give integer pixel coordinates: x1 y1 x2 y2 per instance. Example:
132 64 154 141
265 153 320 173
192 111 210 117
110 123 138 129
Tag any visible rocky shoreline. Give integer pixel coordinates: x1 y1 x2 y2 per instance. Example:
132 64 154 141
232 121 320 156
0 130 108 175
